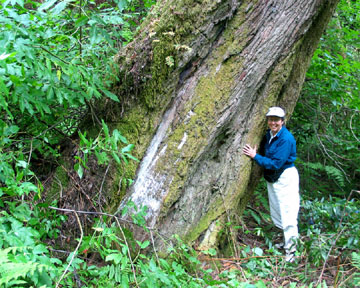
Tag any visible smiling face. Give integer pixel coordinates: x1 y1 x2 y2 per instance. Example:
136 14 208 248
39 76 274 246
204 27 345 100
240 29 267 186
267 116 284 134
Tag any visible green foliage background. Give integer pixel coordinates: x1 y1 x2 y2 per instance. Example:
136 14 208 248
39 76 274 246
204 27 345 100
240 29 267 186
292 0 359 196
0 0 359 287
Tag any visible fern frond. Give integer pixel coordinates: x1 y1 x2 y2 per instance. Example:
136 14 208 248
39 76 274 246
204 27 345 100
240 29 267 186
324 165 345 187
304 162 324 171
352 252 360 286
300 161 345 187
352 252 360 269
0 247 45 286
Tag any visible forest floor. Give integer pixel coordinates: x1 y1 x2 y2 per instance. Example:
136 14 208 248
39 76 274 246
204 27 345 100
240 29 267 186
197 196 356 287
45 168 357 287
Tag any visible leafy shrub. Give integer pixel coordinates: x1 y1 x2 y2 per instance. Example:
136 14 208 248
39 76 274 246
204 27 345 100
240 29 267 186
0 202 65 287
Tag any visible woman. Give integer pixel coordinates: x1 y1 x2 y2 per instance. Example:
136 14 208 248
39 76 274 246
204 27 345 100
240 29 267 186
242 107 300 262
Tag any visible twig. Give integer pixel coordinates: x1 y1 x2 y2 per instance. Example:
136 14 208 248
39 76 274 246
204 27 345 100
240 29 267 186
11 109 86 144
85 99 102 126
315 132 350 183
114 217 139 287
48 206 154 231
60 164 97 211
34 45 70 64
246 205 272 224
200 254 288 262
47 206 172 284
317 190 356 285
350 113 360 143
334 250 343 288
212 257 221 276
49 248 72 255
79 0 83 59
38 119 70 139
27 138 33 168
54 176 63 198
73 268 83 288
56 211 83 288
335 267 357 288
235 262 248 281
97 164 111 209
150 229 160 266
22 138 34 203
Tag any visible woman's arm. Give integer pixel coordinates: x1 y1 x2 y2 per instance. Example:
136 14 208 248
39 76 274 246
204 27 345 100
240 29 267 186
253 139 292 170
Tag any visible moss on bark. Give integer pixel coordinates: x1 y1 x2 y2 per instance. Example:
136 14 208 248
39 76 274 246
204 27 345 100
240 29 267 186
182 40 304 248
102 0 248 209
46 164 70 203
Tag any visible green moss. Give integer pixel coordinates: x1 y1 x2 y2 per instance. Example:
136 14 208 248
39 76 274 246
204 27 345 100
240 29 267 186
184 161 253 244
156 0 253 220
107 165 136 214
46 163 69 203
169 20 299 247
157 61 244 218
185 43 304 248
104 105 153 204
143 39 176 109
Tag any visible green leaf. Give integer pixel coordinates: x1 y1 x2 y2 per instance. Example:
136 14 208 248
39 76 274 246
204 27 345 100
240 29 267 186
74 163 84 179
16 160 28 169
255 280 268 288
33 245 48 255
0 52 16 60
249 210 261 225
113 129 128 144
19 182 38 195
120 154 128 165
124 153 139 162
51 1 67 15
253 247 263 256
121 274 129 288
38 0 57 11
0 77 9 97
79 132 89 146
103 89 120 102
204 248 217 256
121 144 134 154
117 0 128 12
90 25 102 45
95 150 109 165
101 120 110 140
112 152 121 164
106 253 122 265
75 16 89 27
139 240 150 249
4 125 19 136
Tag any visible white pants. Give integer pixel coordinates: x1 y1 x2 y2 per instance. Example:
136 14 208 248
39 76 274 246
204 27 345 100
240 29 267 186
267 167 300 252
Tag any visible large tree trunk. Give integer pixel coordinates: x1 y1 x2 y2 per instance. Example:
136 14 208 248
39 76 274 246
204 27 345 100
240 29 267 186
53 0 339 251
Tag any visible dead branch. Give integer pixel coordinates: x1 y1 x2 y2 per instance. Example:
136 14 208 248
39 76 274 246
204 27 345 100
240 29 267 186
56 211 83 288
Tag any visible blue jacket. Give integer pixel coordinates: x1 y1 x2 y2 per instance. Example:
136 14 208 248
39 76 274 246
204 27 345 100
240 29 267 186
254 127 296 182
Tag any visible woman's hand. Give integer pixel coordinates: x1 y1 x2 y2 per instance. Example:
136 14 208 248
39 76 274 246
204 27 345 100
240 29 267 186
243 144 257 159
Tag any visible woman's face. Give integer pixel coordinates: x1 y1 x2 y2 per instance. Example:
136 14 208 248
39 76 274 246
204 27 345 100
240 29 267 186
267 116 284 134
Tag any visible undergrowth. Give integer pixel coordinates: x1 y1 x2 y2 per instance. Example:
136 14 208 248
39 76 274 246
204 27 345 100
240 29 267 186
237 180 360 287
1 183 359 287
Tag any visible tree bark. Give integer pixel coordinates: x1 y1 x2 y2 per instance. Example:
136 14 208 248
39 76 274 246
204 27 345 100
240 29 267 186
55 0 339 251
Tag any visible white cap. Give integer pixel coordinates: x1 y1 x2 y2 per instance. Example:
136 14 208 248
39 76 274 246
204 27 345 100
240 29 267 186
266 107 285 118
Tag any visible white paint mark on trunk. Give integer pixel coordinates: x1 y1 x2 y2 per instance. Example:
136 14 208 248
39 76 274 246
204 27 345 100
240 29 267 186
177 132 188 150
124 87 190 225
122 105 176 223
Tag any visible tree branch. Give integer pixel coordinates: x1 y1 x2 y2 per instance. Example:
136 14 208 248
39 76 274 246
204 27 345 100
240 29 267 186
56 211 83 288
